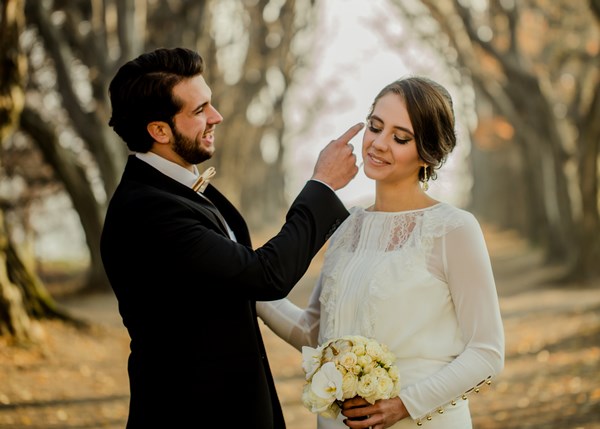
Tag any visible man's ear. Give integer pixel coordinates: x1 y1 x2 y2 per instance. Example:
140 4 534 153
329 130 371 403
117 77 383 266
147 121 172 144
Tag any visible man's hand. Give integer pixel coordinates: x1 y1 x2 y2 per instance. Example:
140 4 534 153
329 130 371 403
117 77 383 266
311 122 364 190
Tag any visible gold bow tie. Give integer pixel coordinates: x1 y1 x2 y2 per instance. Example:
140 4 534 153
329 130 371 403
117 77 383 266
192 166 216 193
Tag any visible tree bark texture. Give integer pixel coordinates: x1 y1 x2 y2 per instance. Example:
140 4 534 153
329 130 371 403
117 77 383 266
392 0 600 282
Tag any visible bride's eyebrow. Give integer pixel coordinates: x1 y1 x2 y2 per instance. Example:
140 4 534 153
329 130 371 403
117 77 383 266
393 125 415 138
370 114 415 138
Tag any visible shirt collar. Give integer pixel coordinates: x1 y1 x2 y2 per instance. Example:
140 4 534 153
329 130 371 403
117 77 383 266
136 152 236 241
135 152 200 189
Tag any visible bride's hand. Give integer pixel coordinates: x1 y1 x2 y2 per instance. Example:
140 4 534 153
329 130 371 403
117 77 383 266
341 396 409 429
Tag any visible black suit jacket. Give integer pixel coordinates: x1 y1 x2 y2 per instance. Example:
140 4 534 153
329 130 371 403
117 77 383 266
100 155 348 428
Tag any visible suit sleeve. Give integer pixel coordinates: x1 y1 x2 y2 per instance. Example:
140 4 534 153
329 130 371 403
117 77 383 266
138 180 348 300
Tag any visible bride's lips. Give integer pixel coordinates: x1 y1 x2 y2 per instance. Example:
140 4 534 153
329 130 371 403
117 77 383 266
366 153 390 165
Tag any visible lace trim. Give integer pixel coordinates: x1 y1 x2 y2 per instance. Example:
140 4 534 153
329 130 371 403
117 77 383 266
385 212 419 251
344 204 465 252
319 270 338 341
319 204 467 342
414 376 493 426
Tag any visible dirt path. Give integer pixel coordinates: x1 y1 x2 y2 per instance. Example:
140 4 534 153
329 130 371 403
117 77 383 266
0 226 599 429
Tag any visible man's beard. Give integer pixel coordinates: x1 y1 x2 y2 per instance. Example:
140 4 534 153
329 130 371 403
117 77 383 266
172 126 212 165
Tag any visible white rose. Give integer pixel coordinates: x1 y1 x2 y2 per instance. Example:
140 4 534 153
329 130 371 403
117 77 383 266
365 340 384 360
351 340 366 356
336 363 348 375
374 373 394 399
372 366 388 379
359 358 377 375
338 351 358 370
357 373 378 403
387 365 400 382
342 371 359 399
357 354 373 369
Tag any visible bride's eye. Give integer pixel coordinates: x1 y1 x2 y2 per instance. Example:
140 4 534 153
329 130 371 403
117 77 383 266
393 134 412 144
367 119 382 133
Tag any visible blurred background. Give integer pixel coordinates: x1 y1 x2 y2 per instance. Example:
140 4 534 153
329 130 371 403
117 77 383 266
0 0 598 428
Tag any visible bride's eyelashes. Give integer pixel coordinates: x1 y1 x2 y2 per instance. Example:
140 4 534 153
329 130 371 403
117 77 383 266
393 135 412 145
366 119 382 133
367 119 412 145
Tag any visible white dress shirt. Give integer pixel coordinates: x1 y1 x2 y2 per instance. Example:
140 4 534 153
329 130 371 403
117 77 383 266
135 152 236 240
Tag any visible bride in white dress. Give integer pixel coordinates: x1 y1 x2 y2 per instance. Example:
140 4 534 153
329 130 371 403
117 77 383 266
257 76 504 429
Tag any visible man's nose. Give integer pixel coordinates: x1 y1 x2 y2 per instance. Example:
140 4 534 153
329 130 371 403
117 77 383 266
209 106 223 124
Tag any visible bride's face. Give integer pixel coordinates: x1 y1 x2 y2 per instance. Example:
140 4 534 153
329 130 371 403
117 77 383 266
361 93 422 187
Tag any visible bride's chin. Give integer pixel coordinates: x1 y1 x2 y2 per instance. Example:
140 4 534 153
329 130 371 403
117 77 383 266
363 168 378 180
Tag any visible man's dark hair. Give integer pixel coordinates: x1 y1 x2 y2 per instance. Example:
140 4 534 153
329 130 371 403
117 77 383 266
108 47 204 152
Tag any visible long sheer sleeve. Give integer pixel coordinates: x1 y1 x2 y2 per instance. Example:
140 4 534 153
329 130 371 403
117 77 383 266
400 213 505 420
256 277 324 351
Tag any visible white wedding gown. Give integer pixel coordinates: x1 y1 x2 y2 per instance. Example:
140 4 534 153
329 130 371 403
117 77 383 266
257 203 504 428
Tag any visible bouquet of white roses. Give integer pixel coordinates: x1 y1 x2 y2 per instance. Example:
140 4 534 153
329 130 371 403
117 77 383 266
301 335 401 419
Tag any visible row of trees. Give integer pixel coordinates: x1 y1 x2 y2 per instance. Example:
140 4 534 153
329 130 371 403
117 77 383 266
0 0 320 340
388 0 599 280
1 0 598 342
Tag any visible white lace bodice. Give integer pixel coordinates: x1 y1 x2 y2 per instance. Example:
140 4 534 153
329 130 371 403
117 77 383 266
257 203 504 428
318 204 464 343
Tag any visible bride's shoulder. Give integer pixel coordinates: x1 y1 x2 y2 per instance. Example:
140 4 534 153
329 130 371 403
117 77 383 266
425 203 480 235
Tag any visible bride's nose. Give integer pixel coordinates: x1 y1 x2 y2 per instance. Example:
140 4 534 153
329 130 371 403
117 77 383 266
371 133 388 151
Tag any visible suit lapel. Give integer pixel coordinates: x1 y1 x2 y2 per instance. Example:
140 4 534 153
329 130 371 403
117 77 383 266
189 192 231 236
123 156 232 237
204 184 252 245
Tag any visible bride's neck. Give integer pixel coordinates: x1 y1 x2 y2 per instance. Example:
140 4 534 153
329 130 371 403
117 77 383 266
371 184 437 212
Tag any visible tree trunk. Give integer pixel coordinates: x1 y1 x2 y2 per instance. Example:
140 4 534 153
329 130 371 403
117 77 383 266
0 0 79 341
20 107 110 291
0 0 33 341
570 84 600 281
469 141 529 233
0 212 31 340
501 73 575 264
0 206 76 341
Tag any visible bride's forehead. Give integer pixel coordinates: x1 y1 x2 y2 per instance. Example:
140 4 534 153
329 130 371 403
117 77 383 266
371 94 411 123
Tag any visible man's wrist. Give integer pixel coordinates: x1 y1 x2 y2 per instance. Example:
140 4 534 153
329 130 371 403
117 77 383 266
308 178 334 192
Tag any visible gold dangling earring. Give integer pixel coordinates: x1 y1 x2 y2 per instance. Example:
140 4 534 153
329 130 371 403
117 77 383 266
422 165 429 191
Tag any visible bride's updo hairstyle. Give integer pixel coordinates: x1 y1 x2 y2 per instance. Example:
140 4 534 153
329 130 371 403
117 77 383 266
367 76 457 182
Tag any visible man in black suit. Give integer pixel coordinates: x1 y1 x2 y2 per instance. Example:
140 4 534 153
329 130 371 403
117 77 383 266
100 47 362 428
